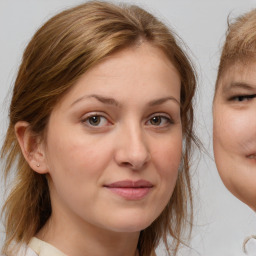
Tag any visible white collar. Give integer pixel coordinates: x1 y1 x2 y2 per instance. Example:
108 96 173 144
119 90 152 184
28 237 67 256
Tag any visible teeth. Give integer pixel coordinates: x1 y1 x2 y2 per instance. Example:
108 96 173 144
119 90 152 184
248 154 256 159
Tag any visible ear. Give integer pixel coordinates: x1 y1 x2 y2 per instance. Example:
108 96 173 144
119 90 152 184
15 121 48 174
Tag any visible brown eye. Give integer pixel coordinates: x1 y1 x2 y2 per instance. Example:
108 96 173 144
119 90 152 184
82 115 109 127
88 116 101 126
150 116 161 125
147 115 172 126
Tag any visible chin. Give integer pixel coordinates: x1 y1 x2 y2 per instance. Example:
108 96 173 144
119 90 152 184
247 203 256 212
228 186 256 212
240 196 256 212
106 214 155 233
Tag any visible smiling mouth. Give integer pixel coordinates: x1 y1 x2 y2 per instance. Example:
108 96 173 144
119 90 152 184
104 180 153 200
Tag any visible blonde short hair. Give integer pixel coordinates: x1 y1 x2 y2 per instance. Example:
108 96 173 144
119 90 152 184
216 9 256 88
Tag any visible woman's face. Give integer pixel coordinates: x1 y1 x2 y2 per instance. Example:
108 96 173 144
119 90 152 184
41 43 182 234
213 62 256 210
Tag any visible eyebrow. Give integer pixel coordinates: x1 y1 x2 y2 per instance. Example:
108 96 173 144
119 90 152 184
148 96 180 106
71 94 120 107
71 94 180 107
223 82 256 93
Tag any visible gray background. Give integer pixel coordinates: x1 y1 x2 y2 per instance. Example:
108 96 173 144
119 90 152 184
1 1 256 255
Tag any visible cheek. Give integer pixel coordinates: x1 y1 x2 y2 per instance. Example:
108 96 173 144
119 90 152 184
151 135 182 213
213 106 256 201
152 133 182 180
213 108 240 179
214 107 256 155
45 133 111 207
44 129 112 187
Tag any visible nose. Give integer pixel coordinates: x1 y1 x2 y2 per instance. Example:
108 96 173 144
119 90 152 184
114 124 151 170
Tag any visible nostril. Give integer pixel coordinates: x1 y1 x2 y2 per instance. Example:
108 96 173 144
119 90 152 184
120 159 149 170
121 162 132 167
114 137 151 170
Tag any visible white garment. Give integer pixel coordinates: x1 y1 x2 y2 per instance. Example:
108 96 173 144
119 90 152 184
4 237 144 256
17 247 38 256
2 237 67 256
28 237 67 256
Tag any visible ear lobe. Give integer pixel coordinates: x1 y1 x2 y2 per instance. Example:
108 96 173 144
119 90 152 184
15 121 48 174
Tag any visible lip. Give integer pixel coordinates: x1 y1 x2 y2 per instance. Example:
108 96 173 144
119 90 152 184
104 179 153 200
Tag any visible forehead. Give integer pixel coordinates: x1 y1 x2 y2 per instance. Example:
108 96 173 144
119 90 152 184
52 43 181 110
216 61 256 92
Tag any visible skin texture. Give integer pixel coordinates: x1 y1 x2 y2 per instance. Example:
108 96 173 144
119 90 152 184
213 62 256 211
15 42 182 256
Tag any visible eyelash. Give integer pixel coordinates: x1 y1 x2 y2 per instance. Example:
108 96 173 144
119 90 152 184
81 113 111 128
81 113 173 128
146 114 173 127
229 94 256 102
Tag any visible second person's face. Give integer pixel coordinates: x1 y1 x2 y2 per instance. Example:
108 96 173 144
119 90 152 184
213 62 256 210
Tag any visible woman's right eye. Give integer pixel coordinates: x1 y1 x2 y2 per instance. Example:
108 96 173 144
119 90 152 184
81 114 110 127
229 94 256 102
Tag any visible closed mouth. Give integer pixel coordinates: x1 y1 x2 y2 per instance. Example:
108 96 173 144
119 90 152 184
104 180 154 200
104 179 153 188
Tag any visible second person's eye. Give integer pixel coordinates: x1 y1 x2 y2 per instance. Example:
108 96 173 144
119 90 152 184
230 94 256 102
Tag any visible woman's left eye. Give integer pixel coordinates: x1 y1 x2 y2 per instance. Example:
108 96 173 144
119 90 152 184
146 115 172 126
82 115 110 127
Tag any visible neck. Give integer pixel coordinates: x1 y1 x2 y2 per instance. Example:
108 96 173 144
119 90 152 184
37 211 140 256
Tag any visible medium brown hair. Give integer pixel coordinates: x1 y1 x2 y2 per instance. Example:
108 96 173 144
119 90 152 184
216 9 256 89
1 1 197 255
